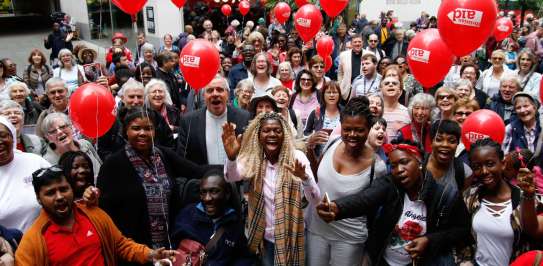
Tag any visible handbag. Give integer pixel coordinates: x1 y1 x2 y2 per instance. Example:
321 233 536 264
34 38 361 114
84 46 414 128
174 227 225 266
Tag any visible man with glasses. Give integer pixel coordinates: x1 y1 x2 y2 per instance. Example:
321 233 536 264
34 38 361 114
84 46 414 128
364 34 386 61
384 29 408 60
177 75 250 165
352 54 381 99
35 78 69 138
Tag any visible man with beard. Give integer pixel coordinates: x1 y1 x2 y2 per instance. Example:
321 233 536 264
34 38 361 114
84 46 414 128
351 53 381 99
176 75 250 165
364 34 386 61
173 170 253 265
16 166 178 265
44 22 73 65
228 44 256 98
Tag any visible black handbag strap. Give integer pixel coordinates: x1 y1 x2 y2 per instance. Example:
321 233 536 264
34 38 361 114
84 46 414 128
205 227 225 252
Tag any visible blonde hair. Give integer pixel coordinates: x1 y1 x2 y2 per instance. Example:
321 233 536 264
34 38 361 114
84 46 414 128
237 112 298 182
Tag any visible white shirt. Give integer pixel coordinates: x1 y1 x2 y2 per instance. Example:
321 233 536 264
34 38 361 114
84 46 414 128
0 151 51 232
246 77 282 97
53 64 87 94
205 110 228 165
384 194 427 266
476 65 514 98
473 199 514 266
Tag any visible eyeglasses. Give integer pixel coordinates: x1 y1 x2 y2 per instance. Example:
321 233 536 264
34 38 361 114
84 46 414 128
47 124 70 135
437 94 454 100
383 81 399 86
300 78 313 83
312 65 324 69
491 57 504 61
369 40 378 43
455 111 472 117
33 166 63 178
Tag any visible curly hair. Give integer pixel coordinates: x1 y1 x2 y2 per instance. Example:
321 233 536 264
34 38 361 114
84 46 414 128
237 112 298 182
340 96 374 128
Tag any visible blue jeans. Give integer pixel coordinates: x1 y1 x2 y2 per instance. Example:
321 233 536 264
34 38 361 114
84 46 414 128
261 240 274 266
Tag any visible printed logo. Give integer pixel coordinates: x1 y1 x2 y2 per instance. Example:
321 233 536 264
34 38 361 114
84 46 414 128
87 230 94 237
408 48 430 63
465 131 489 143
497 24 509 32
296 18 311 28
181 55 201 68
447 8 483 27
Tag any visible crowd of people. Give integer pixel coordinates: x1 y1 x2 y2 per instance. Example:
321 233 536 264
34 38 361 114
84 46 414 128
1 7 543 266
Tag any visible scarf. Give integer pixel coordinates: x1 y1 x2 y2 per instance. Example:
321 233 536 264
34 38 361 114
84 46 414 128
246 157 305 266
125 144 171 249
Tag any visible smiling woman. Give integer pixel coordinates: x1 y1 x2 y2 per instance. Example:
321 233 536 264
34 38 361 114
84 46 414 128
0 116 51 232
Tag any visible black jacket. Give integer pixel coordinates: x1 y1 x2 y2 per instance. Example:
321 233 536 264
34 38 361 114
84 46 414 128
156 68 182 108
335 175 470 266
97 108 175 161
97 146 213 266
176 107 250 165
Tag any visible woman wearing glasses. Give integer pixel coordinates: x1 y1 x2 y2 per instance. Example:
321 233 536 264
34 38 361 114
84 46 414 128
380 76 410 142
309 55 331 91
41 112 102 179
0 100 46 155
477 49 514 98
432 87 458 121
290 70 322 128
0 116 50 232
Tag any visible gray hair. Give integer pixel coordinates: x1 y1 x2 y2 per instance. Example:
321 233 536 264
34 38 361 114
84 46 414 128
275 61 295 80
455 78 473 90
5 81 31 98
118 78 144 97
408 93 436 116
0 99 24 118
42 112 72 136
234 79 255 97
57 48 75 67
141 43 155 53
144 78 173 106
205 74 230 92
45 77 68 93
500 73 522 90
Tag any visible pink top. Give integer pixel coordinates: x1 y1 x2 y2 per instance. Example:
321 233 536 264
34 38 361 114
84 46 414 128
292 92 320 127
225 149 320 242
383 104 411 142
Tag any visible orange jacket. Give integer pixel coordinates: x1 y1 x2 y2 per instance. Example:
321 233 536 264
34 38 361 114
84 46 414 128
15 203 152 266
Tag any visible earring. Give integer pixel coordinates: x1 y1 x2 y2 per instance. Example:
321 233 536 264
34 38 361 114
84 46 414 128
419 166 423 170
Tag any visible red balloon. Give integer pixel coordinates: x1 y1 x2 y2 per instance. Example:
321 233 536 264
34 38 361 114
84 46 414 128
494 17 514 41
407 29 455 88
274 2 291 24
221 4 232 17
295 0 308 8
437 0 498 56
324 55 333 72
69 83 116 138
461 109 506 151
179 39 221 90
316 36 334 57
320 0 348 18
171 0 186 8
239 0 250 16
111 0 147 15
294 4 323 42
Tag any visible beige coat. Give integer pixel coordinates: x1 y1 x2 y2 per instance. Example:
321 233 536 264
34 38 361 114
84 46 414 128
337 49 373 101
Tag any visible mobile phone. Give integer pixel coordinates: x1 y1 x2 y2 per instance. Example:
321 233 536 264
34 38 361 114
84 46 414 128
324 192 331 212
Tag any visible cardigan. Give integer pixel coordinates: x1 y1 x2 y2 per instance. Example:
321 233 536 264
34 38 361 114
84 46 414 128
15 204 151 266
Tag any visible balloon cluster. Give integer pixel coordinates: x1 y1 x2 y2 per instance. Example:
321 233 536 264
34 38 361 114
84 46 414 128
316 36 334 72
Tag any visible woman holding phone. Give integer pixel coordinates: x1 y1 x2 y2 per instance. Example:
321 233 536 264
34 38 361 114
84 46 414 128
305 82 341 157
306 96 387 266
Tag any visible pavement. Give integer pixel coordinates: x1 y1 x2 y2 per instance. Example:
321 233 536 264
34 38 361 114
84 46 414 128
0 27 113 77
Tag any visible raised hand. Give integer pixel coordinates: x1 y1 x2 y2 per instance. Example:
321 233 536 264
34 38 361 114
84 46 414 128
221 122 241 161
285 159 307 180
307 130 330 149
148 247 179 264
404 236 429 259
82 186 100 207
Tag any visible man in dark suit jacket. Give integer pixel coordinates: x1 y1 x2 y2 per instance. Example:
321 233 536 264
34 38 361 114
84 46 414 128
176 76 250 165
384 29 409 60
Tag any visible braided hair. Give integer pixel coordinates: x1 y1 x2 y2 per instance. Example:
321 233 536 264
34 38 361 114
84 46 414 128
340 96 375 128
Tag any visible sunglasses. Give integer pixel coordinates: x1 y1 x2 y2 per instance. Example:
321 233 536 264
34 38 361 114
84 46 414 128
383 81 399 86
437 94 454 100
300 78 313 82
455 111 472 117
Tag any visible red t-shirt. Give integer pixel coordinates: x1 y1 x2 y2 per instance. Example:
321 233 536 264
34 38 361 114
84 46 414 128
43 208 105 266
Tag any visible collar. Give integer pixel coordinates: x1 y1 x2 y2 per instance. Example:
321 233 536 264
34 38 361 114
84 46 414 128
195 202 236 225
206 109 227 120
46 207 79 234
